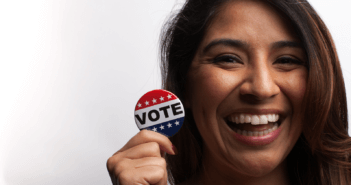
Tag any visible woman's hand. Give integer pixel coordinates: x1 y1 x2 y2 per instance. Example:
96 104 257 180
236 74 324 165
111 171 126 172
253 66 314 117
107 130 177 185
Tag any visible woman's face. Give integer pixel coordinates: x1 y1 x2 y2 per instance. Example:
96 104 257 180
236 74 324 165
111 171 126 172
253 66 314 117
186 0 307 179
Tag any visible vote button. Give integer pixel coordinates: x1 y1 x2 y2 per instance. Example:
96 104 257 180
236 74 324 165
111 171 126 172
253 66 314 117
134 89 185 137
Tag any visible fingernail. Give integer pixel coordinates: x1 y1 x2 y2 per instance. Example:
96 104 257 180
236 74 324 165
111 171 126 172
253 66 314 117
172 144 178 155
159 145 167 153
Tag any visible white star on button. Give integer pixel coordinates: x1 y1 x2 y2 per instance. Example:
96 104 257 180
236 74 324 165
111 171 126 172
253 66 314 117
160 96 164 101
160 125 164 130
137 103 142 108
152 127 157 132
175 121 179 126
152 98 157 103
167 94 172 99
145 101 149 105
167 123 172 128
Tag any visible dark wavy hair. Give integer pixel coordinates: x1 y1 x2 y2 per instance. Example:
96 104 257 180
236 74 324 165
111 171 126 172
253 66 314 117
160 0 350 184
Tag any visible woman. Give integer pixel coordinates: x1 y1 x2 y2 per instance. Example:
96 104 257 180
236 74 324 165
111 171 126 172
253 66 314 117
107 0 351 184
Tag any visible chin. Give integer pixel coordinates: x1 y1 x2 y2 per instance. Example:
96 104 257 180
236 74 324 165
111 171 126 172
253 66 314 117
235 156 283 177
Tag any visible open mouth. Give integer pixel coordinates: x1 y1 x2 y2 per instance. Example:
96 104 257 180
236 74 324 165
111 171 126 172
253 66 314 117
225 114 282 136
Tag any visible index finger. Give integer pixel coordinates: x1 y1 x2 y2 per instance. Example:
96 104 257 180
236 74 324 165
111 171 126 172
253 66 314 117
118 130 176 155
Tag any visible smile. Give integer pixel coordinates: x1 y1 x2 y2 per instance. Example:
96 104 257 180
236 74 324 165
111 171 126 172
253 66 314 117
225 113 283 146
227 114 279 125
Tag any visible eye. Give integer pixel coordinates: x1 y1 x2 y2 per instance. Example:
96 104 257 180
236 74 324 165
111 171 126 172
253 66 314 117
275 56 304 65
212 55 242 64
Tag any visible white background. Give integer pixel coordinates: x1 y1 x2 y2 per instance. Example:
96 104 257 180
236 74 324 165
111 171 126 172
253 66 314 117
0 0 350 184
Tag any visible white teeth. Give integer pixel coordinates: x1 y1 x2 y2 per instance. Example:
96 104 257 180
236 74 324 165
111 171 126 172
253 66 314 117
227 113 280 125
245 115 251 123
251 115 260 125
273 123 278 130
234 123 279 136
267 114 274 122
259 131 263 136
235 116 239 124
259 115 268 124
240 115 245 123
242 130 247 136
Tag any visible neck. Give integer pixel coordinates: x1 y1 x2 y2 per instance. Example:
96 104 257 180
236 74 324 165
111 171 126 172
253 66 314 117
193 148 291 185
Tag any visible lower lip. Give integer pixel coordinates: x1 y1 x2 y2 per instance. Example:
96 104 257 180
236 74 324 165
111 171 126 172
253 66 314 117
232 125 282 146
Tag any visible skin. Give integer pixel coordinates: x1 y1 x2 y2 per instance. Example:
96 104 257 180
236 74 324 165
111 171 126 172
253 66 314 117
184 0 307 185
107 130 175 185
107 0 307 185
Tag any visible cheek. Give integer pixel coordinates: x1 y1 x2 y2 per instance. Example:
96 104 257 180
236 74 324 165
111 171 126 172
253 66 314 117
186 65 241 150
187 65 239 110
282 68 306 97
279 69 307 111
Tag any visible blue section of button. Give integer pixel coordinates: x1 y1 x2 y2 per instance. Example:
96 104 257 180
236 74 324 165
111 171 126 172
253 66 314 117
141 117 185 137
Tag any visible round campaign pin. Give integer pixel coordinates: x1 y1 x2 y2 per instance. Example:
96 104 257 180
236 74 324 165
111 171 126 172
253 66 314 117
134 89 185 137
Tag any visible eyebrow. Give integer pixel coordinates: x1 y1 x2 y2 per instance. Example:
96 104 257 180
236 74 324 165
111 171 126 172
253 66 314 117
202 39 303 53
202 39 249 53
271 41 303 50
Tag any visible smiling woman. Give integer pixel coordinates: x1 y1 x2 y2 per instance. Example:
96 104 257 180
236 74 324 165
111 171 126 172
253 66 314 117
185 1 308 182
107 0 350 184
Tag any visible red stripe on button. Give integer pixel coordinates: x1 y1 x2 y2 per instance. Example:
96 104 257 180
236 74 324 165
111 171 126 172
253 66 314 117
135 89 178 111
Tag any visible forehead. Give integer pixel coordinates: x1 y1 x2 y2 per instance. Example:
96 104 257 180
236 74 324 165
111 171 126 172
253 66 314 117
202 0 298 46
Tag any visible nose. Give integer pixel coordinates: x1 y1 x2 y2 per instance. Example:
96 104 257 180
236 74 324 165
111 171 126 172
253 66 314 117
239 62 280 103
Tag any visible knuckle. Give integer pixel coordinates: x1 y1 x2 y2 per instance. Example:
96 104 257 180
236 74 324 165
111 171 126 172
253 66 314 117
148 142 160 154
107 153 125 172
153 166 165 178
138 129 151 140
114 159 130 175
106 157 116 171
158 158 167 168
